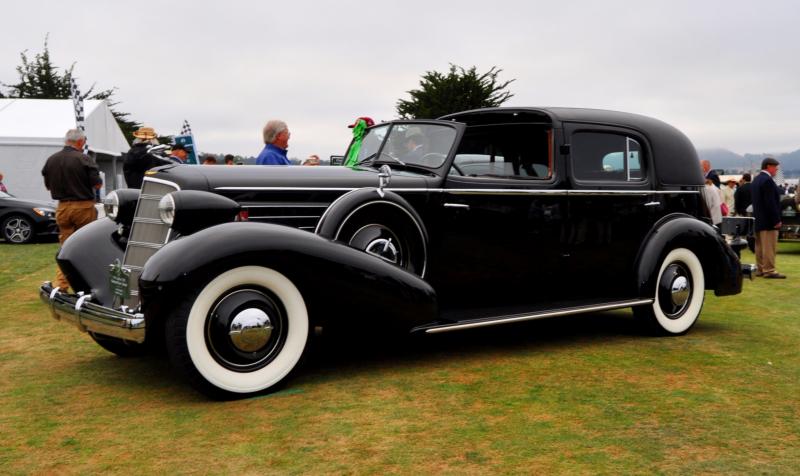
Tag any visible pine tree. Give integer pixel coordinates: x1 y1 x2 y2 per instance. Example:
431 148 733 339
396 64 515 119
1 36 144 143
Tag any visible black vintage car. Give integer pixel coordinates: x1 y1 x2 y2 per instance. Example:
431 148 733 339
40 108 752 398
1 191 58 244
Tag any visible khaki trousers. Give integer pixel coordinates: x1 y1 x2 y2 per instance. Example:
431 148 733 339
754 229 778 275
54 200 97 290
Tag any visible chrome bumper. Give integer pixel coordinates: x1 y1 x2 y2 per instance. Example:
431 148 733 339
39 282 146 343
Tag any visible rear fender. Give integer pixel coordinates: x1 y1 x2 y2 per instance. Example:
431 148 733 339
635 214 742 298
139 222 438 331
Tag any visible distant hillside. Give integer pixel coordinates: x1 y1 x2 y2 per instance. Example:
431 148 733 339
697 148 800 177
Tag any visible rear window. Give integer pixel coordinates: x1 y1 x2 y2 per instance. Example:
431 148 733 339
572 132 645 182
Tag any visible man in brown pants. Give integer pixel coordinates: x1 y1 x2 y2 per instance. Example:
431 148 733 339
41 129 102 291
751 157 786 279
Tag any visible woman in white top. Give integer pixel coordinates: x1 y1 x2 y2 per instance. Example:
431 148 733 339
721 180 736 215
702 179 723 225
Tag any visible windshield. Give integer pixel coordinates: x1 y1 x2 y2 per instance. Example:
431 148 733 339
354 124 390 163
360 123 458 169
0 191 11 198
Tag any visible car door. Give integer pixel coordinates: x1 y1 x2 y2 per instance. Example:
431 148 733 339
426 124 570 314
564 123 659 301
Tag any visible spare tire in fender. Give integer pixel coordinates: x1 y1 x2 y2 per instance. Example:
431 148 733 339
315 188 429 277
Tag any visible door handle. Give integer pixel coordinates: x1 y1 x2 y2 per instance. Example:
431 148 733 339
444 203 470 210
643 201 660 207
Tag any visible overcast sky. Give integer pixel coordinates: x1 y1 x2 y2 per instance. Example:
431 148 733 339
2 0 799 159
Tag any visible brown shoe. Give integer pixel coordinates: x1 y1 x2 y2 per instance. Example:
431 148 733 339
763 273 786 279
755 272 764 277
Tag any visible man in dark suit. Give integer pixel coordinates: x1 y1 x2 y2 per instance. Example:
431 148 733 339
734 173 752 216
751 157 785 279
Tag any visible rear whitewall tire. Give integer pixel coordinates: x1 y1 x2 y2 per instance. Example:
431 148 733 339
642 248 705 335
183 266 309 395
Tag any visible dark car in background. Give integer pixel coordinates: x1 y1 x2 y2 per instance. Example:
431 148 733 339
39 107 752 398
1 191 58 244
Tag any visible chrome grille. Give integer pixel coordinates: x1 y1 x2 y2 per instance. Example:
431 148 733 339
120 178 179 308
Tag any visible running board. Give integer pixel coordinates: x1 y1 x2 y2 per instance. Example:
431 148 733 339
416 299 654 334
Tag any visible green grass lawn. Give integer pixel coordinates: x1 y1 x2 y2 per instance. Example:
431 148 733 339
1 241 799 474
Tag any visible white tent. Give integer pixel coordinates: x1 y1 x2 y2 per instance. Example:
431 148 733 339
0 98 130 202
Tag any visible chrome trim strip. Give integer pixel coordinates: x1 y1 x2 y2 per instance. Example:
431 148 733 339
447 189 569 196
218 186 700 196
248 215 321 220
243 204 329 208
219 186 357 191
424 299 654 334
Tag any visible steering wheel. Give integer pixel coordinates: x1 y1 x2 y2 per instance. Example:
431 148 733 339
450 163 465 176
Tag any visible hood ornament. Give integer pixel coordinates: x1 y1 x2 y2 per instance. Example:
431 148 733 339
377 165 391 198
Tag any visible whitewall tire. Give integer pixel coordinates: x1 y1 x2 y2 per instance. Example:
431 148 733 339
166 266 309 397
638 248 705 335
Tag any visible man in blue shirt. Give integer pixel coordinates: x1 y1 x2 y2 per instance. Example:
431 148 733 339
256 120 291 165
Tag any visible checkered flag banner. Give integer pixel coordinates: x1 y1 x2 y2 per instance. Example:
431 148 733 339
69 77 89 154
180 119 193 136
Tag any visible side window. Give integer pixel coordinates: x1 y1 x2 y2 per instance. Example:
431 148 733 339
450 125 552 179
572 132 645 182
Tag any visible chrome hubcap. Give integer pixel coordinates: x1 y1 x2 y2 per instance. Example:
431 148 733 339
349 224 404 266
658 263 692 319
229 308 273 352
670 276 690 308
206 288 286 372
365 237 399 264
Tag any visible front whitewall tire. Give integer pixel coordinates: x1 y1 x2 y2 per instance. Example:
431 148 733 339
185 266 308 394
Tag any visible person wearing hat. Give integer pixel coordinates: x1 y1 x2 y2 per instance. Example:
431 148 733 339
343 117 375 167
123 126 161 188
751 157 786 279
255 120 291 165
168 143 192 164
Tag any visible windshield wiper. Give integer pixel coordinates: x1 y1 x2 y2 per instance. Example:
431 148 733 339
356 152 406 167
356 152 377 166
375 153 406 167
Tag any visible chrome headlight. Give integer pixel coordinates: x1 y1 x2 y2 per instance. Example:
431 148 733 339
103 191 120 220
159 193 176 225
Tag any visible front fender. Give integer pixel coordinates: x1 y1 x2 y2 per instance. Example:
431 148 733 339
139 222 438 331
635 214 742 298
56 218 124 305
